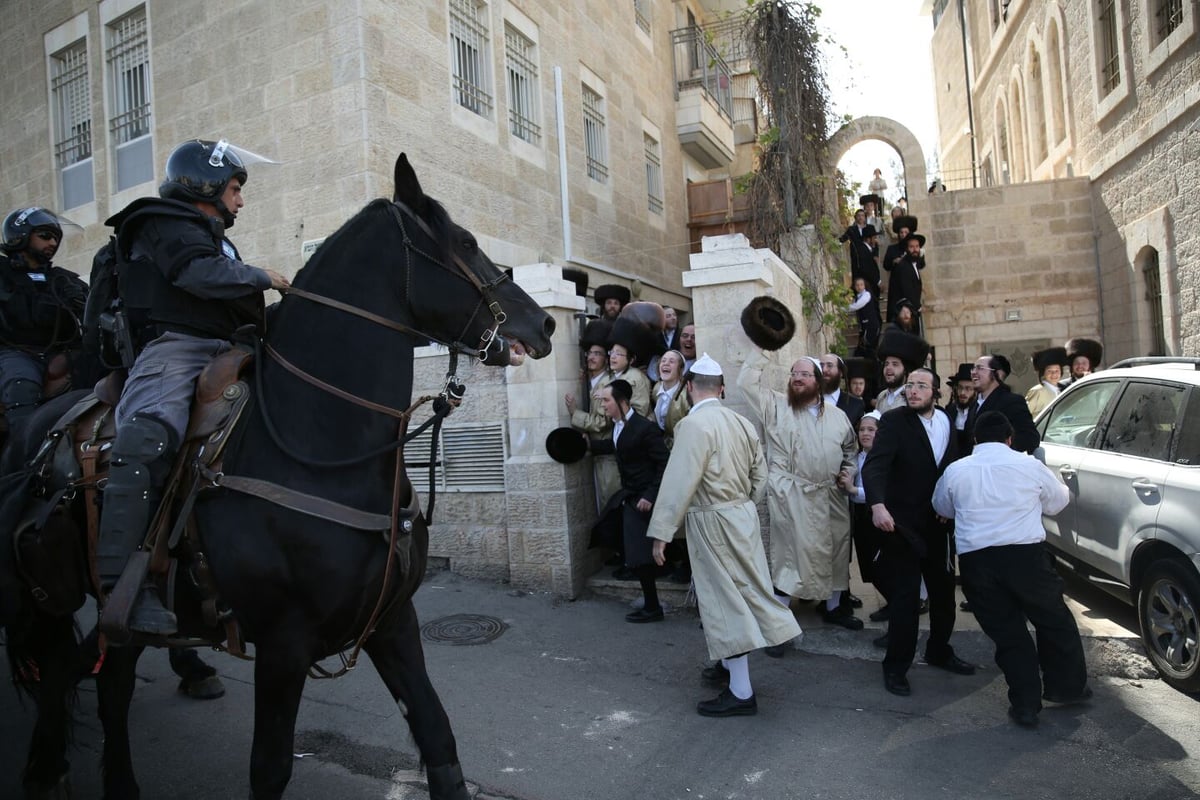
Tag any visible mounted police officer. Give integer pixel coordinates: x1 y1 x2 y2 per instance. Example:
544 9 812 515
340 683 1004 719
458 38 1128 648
98 138 290 635
0 207 88 421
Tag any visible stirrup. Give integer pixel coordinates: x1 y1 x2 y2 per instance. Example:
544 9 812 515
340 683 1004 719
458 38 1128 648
128 586 178 636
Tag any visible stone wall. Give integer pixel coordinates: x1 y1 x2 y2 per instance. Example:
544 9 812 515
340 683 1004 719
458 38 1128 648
919 177 1099 382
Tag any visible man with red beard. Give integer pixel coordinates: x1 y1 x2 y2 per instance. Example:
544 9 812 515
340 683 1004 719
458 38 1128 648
738 350 861 632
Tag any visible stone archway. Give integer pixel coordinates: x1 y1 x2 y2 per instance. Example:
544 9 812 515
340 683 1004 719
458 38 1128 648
826 116 928 216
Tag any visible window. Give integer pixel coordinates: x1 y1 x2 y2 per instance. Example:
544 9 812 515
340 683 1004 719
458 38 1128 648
450 0 493 119
406 422 508 492
1156 0 1184 41
106 7 153 191
634 0 651 35
1143 250 1168 356
1040 380 1120 448
504 24 540 146
1098 0 1120 95
644 133 663 214
50 40 93 209
1101 382 1185 461
582 85 607 183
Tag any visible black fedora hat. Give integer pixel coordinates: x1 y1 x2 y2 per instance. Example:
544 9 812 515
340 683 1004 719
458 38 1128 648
946 363 973 386
903 232 926 248
740 296 796 352
877 329 930 372
861 224 879 239
1032 346 1070 375
893 215 919 235
545 427 587 464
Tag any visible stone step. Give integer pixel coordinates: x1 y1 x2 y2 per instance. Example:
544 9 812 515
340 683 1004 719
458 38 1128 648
585 569 695 611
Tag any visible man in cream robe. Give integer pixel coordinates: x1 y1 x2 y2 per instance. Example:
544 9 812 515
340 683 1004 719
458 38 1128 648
737 349 862 628
649 354 801 717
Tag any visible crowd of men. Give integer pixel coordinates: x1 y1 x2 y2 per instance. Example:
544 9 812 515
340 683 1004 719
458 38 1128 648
557 283 1099 728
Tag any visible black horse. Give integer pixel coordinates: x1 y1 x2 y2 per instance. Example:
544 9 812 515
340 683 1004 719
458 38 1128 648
1 154 555 799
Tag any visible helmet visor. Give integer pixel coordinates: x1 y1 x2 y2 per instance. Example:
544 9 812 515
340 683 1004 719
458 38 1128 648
208 138 279 168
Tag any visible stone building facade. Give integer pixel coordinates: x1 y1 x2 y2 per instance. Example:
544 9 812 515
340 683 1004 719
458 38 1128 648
924 0 1199 360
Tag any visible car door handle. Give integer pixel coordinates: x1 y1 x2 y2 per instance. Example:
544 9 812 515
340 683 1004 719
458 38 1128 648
1131 480 1159 492
1059 466 1077 478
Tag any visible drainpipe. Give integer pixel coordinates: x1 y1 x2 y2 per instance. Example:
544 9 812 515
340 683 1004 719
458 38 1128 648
554 66 573 263
958 0 978 188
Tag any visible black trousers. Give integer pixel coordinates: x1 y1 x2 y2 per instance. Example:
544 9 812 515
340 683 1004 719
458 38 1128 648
850 502 884 589
877 527 957 677
959 542 1087 712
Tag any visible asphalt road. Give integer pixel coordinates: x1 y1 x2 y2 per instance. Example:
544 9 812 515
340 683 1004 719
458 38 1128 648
2 570 1198 800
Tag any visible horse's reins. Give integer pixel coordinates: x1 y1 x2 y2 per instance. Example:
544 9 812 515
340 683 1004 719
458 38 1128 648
210 200 515 677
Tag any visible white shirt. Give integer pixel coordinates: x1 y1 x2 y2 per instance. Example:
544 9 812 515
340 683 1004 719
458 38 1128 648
932 442 1070 555
612 407 635 444
824 388 842 406
654 382 678 429
919 409 951 464
850 450 867 504
848 289 874 312
953 404 970 431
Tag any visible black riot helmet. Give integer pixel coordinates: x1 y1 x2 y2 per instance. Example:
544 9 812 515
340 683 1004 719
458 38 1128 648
159 139 249 227
2 206 63 254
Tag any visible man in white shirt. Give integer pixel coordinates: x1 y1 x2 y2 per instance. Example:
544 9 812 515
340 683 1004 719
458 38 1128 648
932 411 1090 728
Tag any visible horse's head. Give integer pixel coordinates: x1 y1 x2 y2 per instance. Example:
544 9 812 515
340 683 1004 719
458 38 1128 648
392 154 554 366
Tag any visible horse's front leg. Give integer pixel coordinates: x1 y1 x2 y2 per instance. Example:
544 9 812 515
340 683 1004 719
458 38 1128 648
95 643 144 800
18 613 77 800
248 634 311 800
364 599 467 800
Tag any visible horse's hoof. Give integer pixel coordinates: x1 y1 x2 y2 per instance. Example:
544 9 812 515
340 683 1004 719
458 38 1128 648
426 762 468 800
23 772 71 799
178 675 226 700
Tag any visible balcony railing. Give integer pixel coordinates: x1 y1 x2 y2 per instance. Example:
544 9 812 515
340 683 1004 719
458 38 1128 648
699 15 751 65
670 26 734 122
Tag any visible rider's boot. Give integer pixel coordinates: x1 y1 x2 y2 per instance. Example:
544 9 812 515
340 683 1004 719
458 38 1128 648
97 414 178 636
1 377 43 424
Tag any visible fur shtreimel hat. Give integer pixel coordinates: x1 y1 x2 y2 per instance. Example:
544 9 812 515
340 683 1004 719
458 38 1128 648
740 296 796 352
845 357 874 381
579 318 613 351
1032 346 1071 375
1065 338 1104 369
876 329 930 372
593 284 630 309
545 427 587 464
859 193 882 210
609 301 668 365
892 215 919 235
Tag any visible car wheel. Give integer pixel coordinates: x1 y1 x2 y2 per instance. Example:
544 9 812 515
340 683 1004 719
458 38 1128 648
1137 559 1200 694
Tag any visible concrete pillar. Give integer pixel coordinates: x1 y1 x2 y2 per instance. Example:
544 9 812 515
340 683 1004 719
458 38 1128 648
503 263 596 598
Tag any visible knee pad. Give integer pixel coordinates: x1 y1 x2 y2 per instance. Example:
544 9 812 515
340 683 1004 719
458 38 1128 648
111 415 178 484
1 378 42 409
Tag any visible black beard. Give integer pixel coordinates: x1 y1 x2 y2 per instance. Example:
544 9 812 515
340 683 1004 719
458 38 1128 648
883 372 905 390
909 395 935 414
822 376 840 394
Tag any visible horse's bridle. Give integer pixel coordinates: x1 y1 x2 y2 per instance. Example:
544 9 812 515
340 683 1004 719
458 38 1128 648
279 200 513 368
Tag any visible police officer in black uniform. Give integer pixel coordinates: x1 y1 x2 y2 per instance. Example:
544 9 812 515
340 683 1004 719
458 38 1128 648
0 207 88 421
97 138 289 635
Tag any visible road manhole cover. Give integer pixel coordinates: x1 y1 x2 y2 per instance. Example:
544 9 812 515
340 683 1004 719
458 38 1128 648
420 614 507 645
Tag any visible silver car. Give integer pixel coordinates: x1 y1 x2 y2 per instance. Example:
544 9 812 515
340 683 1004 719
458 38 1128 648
1035 358 1200 693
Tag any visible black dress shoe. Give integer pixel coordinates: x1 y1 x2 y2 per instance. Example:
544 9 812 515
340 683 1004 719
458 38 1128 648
1008 706 1039 728
883 673 911 696
1043 686 1093 705
925 653 976 675
625 607 664 623
873 632 890 649
701 663 730 686
917 599 929 615
820 606 864 630
868 605 891 622
763 644 787 658
844 592 863 609
697 688 757 717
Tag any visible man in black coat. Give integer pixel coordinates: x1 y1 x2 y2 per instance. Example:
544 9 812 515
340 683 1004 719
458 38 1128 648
838 210 870 276
589 379 670 622
886 233 925 326
862 366 976 696
819 353 865 431
964 354 1040 455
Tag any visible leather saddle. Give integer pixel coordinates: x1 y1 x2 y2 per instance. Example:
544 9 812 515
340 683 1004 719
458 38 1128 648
11 346 255 650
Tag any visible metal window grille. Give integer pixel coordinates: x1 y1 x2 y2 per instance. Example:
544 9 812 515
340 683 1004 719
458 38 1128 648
1098 0 1120 94
51 41 91 168
582 86 608 183
106 10 150 145
405 422 507 493
1144 252 1167 356
634 0 651 35
450 0 493 118
1155 0 1184 42
644 133 663 214
504 25 540 145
